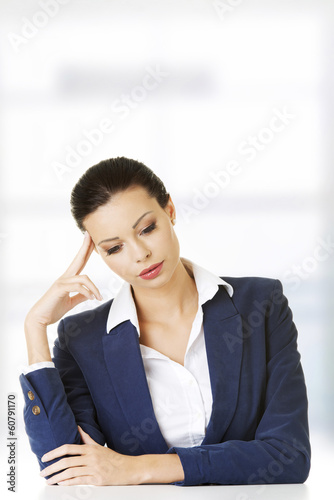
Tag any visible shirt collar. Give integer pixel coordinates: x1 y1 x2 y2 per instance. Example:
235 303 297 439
106 257 233 335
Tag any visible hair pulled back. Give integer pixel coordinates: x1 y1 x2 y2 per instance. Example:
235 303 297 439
70 157 170 232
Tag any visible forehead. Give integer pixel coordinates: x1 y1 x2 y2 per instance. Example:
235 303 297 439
84 186 159 232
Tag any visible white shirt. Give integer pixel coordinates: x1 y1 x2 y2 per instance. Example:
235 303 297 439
23 257 233 449
106 257 233 448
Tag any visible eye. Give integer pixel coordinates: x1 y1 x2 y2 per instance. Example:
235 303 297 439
141 222 156 235
106 245 122 256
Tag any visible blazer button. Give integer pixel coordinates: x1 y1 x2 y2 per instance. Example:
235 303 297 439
32 406 40 416
27 391 35 401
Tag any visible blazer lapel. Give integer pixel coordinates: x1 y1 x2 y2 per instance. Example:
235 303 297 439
201 286 243 445
102 320 168 454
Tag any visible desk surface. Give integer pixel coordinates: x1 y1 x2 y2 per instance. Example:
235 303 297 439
4 431 332 500
4 474 327 500
2 464 329 500
34 483 313 500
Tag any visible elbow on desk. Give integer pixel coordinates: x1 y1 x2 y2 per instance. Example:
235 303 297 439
246 444 311 486
279 451 311 485
293 455 311 484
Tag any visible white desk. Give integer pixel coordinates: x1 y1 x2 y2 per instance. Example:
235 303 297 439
35 483 312 500
35 483 319 500
4 474 326 500
5 431 332 500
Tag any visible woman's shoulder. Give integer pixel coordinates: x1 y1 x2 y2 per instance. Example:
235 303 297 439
220 275 284 302
60 298 114 333
221 275 280 288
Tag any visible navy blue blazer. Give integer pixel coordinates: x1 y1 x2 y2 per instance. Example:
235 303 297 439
19 277 310 486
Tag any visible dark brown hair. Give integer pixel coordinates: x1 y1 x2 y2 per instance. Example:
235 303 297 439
70 157 170 232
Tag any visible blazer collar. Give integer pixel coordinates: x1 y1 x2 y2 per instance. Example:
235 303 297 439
201 286 243 444
106 257 234 335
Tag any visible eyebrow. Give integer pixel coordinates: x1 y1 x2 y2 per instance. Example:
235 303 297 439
97 211 154 246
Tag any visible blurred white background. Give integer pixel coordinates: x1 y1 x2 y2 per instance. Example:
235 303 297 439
0 0 333 497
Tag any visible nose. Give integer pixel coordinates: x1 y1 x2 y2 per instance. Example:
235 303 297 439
131 240 152 263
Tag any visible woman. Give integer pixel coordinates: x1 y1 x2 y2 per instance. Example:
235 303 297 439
20 157 311 486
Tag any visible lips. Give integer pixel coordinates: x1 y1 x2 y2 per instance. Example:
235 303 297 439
138 261 164 280
139 261 164 277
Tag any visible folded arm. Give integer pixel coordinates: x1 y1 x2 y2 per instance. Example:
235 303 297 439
165 280 311 486
20 317 105 477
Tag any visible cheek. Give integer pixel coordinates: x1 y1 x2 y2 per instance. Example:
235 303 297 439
157 224 179 251
100 253 128 276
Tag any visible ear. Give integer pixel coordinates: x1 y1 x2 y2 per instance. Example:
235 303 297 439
164 195 176 221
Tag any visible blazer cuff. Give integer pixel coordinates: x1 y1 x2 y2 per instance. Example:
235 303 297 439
19 367 81 473
166 446 194 486
22 361 56 375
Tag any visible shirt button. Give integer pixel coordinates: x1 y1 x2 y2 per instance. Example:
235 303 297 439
32 406 40 415
27 391 35 401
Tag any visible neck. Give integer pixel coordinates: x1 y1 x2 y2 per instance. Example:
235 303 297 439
131 259 198 324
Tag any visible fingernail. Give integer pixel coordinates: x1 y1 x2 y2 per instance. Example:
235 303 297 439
84 231 89 239
41 454 47 462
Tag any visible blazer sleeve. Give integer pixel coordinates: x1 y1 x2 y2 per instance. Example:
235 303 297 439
52 318 106 446
19 318 105 476
166 280 311 486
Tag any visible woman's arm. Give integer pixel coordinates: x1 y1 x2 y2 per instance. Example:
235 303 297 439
20 232 104 477
52 318 107 445
39 428 185 486
24 318 52 365
20 344 106 474
137 453 185 484
20 367 83 476
164 280 311 486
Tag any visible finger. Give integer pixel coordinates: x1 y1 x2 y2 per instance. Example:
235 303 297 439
41 455 86 478
78 425 96 445
57 282 97 301
62 232 95 278
66 235 95 277
46 466 92 486
69 293 90 309
60 275 102 300
74 239 95 276
42 444 86 463
56 476 92 486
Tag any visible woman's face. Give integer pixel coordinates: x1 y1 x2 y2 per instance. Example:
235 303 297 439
83 186 180 290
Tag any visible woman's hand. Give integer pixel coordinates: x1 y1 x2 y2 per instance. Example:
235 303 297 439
24 232 102 364
26 231 102 328
40 426 144 486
